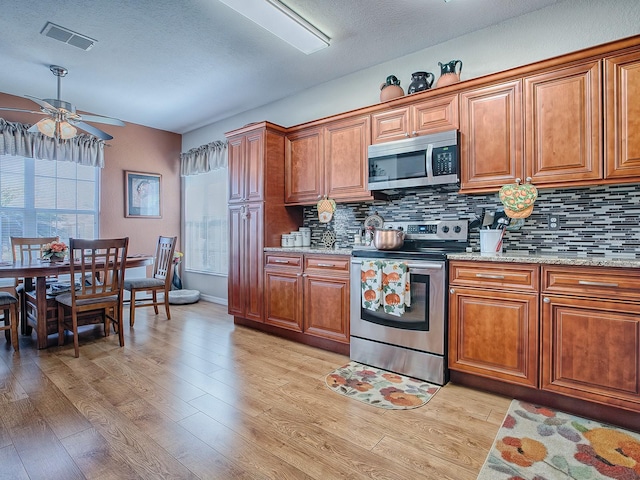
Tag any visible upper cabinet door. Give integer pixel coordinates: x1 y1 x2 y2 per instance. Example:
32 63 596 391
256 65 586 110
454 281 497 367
370 94 458 144
524 60 602 185
605 48 640 180
285 127 323 204
244 130 265 202
227 130 265 203
371 106 411 144
459 80 523 193
411 94 459 136
227 135 246 204
324 115 373 202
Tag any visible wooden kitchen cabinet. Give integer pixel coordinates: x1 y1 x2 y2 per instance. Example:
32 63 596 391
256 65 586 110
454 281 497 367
541 265 640 411
285 115 372 204
227 122 303 324
524 60 602 185
264 252 350 346
459 80 523 192
284 126 323 204
371 93 458 144
228 128 267 204
324 115 372 202
448 261 539 387
228 202 264 322
604 46 640 180
302 254 350 343
264 253 303 332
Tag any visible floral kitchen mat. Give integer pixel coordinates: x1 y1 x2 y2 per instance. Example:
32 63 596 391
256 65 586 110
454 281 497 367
478 399 640 479
325 361 439 410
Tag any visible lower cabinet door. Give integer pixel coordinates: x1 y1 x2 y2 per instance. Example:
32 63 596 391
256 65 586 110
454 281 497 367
541 295 640 408
449 286 539 387
303 274 349 343
264 270 303 332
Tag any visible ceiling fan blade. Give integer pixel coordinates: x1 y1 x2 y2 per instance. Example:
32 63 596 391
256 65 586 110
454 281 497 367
72 121 113 140
78 113 125 127
24 95 57 111
0 107 46 115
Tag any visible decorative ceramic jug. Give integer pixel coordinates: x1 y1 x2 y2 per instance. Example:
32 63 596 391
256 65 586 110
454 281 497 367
379 75 404 102
407 71 434 94
435 60 463 88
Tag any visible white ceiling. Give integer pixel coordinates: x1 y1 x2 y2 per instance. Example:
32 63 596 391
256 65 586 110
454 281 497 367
0 0 562 135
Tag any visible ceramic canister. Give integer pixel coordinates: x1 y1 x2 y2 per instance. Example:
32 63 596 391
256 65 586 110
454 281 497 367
299 227 311 247
291 231 303 247
281 234 294 247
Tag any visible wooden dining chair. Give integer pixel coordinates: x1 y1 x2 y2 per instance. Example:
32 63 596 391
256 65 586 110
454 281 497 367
11 236 61 337
123 236 176 327
0 292 19 351
56 237 129 358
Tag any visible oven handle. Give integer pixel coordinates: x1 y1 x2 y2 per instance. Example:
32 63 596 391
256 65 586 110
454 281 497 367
351 259 443 270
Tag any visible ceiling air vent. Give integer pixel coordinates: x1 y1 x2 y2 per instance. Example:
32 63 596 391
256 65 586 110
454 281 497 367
40 22 96 51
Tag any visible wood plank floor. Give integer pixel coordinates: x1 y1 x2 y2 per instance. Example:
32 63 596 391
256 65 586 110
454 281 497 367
0 301 511 479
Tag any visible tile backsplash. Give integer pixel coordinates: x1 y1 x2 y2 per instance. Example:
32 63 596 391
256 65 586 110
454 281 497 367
303 184 640 258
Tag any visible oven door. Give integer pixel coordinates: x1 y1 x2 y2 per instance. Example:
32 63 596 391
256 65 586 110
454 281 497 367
350 258 446 355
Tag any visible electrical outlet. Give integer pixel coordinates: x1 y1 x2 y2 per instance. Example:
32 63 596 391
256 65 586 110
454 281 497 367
548 214 560 230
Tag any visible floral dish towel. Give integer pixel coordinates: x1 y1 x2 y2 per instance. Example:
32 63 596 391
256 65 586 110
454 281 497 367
361 260 410 317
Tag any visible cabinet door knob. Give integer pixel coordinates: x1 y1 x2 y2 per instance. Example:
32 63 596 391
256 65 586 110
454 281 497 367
543 297 551 303
404 132 410 137
412 131 417 136
449 288 455 294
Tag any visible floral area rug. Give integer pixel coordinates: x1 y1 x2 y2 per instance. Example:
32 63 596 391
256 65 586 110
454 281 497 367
478 399 640 479
325 361 440 410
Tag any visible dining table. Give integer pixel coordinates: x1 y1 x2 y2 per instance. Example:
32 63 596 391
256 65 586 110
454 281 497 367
0 254 153 349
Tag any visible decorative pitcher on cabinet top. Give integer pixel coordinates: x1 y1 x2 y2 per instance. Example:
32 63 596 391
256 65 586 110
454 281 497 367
435 60 463 88
407 71 434 94
379 74 404 102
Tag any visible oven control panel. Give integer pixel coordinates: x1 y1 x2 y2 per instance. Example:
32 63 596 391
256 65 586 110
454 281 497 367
382 220 468 241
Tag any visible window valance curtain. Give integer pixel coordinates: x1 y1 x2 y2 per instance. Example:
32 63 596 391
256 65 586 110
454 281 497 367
0 118 105 167
180 140 227 176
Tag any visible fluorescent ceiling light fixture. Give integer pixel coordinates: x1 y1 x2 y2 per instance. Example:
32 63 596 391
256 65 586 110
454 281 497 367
218 0 330 54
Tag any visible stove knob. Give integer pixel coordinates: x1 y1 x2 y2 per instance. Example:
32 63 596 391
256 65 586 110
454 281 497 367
442 226 449 233
454 225 462 233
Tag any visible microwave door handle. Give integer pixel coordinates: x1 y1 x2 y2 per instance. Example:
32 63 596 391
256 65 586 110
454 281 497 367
425 144 434 178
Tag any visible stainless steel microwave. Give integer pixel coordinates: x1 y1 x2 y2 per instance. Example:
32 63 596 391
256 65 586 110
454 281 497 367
367 130 459 191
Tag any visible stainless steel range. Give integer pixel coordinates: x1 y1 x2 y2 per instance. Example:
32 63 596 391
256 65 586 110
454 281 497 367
350 219 468 385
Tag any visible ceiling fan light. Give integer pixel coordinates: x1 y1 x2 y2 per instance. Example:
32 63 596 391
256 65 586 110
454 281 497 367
36 118 57 137
58 122 77 139
35 118 77 139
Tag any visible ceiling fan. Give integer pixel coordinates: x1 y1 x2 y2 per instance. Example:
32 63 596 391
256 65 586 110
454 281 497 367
0 65 125 141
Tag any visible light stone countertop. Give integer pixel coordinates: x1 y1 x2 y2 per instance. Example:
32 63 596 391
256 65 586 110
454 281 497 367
447 251 640 268
264 247 640 268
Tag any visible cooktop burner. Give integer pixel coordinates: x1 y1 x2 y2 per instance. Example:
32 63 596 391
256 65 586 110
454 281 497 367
352 220 468 260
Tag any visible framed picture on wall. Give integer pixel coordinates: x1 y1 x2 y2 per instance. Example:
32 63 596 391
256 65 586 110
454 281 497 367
125 171 162 218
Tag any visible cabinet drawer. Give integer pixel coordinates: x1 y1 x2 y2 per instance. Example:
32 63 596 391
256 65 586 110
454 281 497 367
304 255 350 275
265 253 303 270
449 261 539 291
542 265 640 300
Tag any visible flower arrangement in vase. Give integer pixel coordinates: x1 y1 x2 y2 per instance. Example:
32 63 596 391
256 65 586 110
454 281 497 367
41 241 68 262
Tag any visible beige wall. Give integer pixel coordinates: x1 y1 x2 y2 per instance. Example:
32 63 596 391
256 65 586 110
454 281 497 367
0 92 182 259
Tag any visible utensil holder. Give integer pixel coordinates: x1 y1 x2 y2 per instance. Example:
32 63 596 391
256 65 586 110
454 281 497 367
480 230 503 254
